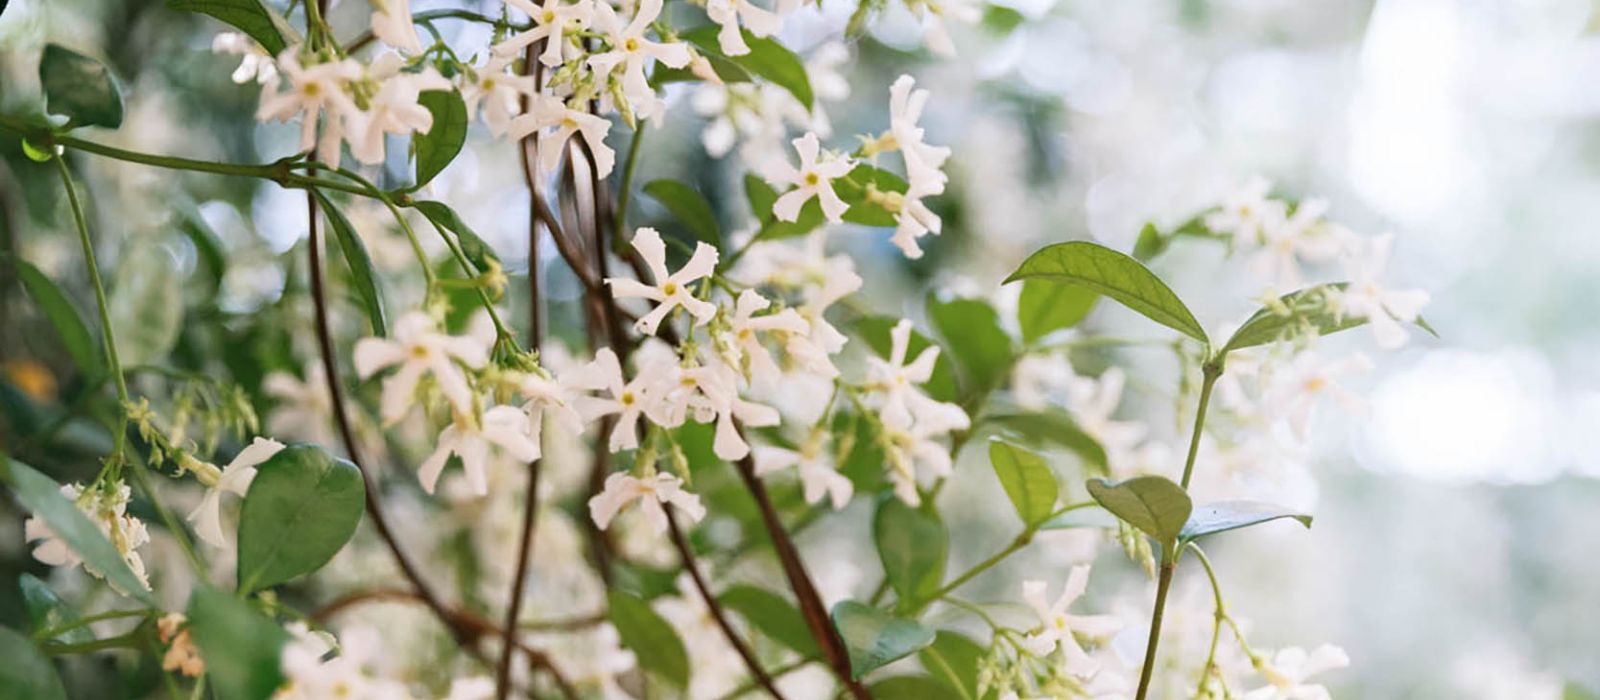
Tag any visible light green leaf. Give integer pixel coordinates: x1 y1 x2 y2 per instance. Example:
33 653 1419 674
983 411 1107 473
0 456 155 605
869 675 964 700
167 0 289 55
236 444 365 593
644 179 722 247
831 601 936 679
413 90 468 190
1017 279 1098 344
1006 241 1208 344
856 317 959 403
988 439 1058 526
314 191 388 337
109 244 183 367
927 294 1014 393
39 44 123 129
11 256 103 382
19 574 94 644
718 584 819 658
414 200 500 277
1086 475 1192 557
684 28 813 109
607 590 690 689
874 498 947 611
1180 501 1311 545
0 626 67 700
917 630 988 700
185 585 290 700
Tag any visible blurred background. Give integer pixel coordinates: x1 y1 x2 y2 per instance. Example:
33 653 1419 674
2 0 1598 697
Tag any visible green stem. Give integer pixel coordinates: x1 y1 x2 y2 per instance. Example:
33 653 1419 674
612 126 645 245
43 630 144 655
914 501 1097 614
1188 543 1228 697
1179 362 1222 489
1134 562 1177 700
32 607 153 641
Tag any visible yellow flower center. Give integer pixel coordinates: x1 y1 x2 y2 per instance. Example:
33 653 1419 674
621 391 636 406
624 37 640 52
662 281 679 296
804 172 820 186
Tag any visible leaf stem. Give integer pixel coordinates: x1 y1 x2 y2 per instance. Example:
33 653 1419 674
32 607 153 641
1179 360 1222 489
1134 561 1177 700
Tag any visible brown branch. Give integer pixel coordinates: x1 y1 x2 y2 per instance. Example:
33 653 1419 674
666 508 788 699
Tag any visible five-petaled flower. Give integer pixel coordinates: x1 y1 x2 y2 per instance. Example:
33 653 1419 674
606 227 720 336
768 132 855 224
589 472 707 533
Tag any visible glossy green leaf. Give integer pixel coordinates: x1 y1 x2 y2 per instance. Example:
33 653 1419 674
414 200 500 276
39 44 123 129
185 585 290 700
236 444 365 593
1017 279 1098 344
644 179 721 246
1180 501 1311 545
831 601 936 679
988 439 1058 526
0 626 66 700
869 675 964 700
607 590 690 689
856 317 959 403
0 456 155 604
167 0 289 54
684 28 813 109
1086 475 1192 557
11 257 103 381
984 410 1107 473
874 498 947 610
1006 241 1208 344
413 90 468 189
19 574 94 644
314 191 388 337
718 584 819 658
928 294 1013 393
917 630 988 700
109 244 183 367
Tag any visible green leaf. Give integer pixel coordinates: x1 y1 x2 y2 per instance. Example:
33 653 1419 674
831 601 936 679
414 200 500 276
11 257 103 382
718 584 819 658
175 201 228 296
236 444 365 593
185 585 290 700
856 317 959 403
19 574 94 644
643 179 722 247
752 197 826 242
607 590 690 689
650 53 753 85
1131 222 1168 261
1221 282 1434 353
927 294 1013 393
983 411 1107 473
314 191 388 337
874 498 947 611
1017 279 1098 344
413 90 468 190
1180 501 1311 545
167 0 288 54
109 244 183 367
39 44 124 129
0 455 155 605
745 173 778 219
987 439 1058 526
1006 241 1208 344
837 165 910 227
1086 475 1192 557
869 675 964 700
684 28 813 109
917 630 987 700
0 626 67 700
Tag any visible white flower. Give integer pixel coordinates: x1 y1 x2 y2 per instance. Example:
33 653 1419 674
885 74 951 196
257 51 363 166
705 0 782 56
588 472 706 533
354 311 491 425
508 95 615 177
721 289 810 386
24 482 150 594
586 0 690 123
1205 176 1284 247
495 0 594 67
564 347 656 452
1011 353 1076 411
881 415 961 506
211 32 277 84
1063 367 1148 477
1265 351 1373 441
277 624 414 699
1246 199 1347 292
369 0 423 54
459 55 538 136
518 368 586 440
754 433 852 509
914 0 979 56
1021 566 1123 675
1329 233 1430 350
184 437 286 548
347 54 452 165
1243 645 1350 700
886 188 943 259
263 364 337 447
684 363 781 460
419 405 541 495
865 319 969 433
605 227 720 336
768 132 854 223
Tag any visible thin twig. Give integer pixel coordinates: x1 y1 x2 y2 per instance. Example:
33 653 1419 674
665 508 788 699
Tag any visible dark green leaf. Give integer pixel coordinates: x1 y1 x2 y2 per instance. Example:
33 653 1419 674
185 585 290 700
874 498 947 611
314 191 388 336
1006 241 1208 344
19 574 94 644
236 444 365 593
745 173 777 220
831 601 936 679
1086 475 1192 557
650 52 753 85
683 28 813 109
109 244 183 366
167 0 288 54
413 90 468 189
856 316 959 403
917 631 987 700
607 590 690 689
718 584 819 658
752 197 826 241
40 44 123 129
835 165 910 227
414 200 500 276
644 179 721 246
988 439 1058 526
0 456 155 604
1180 501 1311 545
927 294 1013 393
0 626 67 700
1017 279 1097 344
11 257 103 382
869 675 964 700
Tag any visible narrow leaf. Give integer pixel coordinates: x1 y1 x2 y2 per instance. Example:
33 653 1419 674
607 590 690 689
832 601 936 679
0 626 67 700
236 444 365 593
1 455 155 604
1006 241 1208 344
413 90 468 189
314 191 388 336
39 44 123 129
1017 279 1097 344
988 439 1058 526
167 0 288 54
1086 475 1192 555
414 200 500 276
873 498 947 611
1180 501 1312 544
644 179 722 246
11 257 103 381
185 585 290 700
